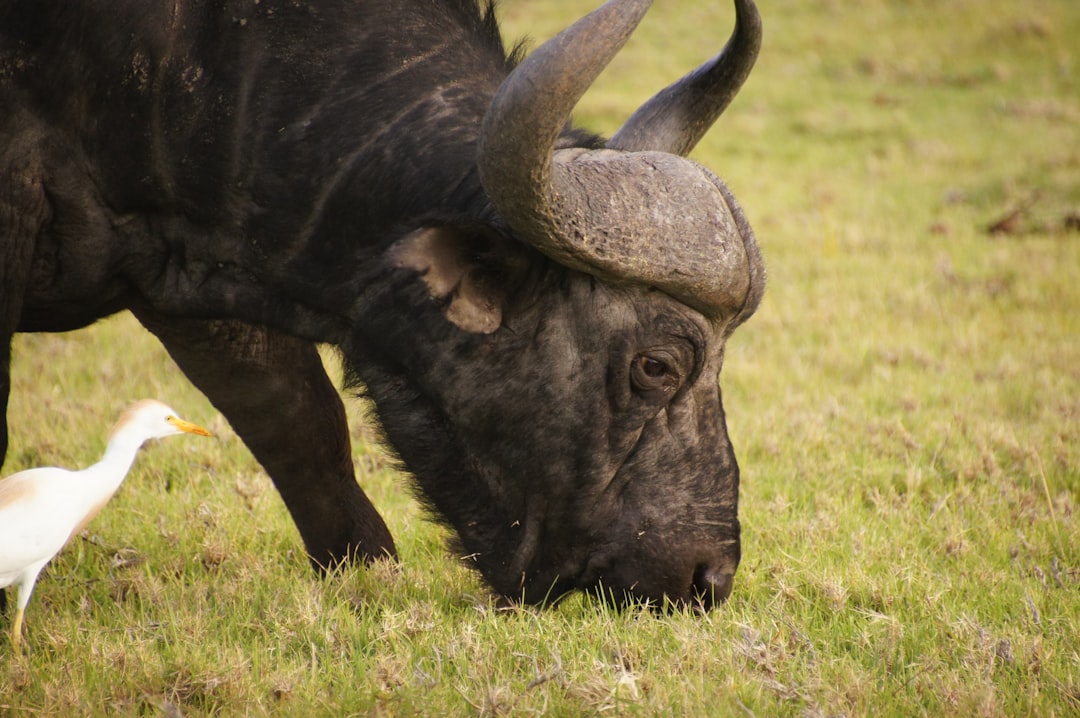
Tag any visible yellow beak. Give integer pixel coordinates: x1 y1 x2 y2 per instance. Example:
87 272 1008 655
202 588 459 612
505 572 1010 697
167 416 213 436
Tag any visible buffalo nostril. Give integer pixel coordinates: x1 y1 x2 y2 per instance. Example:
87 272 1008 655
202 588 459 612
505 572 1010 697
692 565 735 609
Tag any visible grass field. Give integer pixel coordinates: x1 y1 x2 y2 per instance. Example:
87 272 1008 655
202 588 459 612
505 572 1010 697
3 0 1079 715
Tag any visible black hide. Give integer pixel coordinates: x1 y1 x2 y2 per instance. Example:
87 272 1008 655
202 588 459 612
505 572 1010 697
0 0 761 607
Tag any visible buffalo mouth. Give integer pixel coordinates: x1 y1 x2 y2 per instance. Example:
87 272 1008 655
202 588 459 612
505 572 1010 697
583 583 734 613
573 568 735 613
509 547 740 612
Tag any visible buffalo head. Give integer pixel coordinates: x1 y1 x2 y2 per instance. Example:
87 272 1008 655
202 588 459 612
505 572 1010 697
348 0 763 609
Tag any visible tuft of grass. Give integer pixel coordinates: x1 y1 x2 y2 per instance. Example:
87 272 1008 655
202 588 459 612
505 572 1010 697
3 0 1079 715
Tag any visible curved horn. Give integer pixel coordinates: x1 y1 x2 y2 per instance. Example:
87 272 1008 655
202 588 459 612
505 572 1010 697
478 0 763 321
608 0 762 155
477 0 653 247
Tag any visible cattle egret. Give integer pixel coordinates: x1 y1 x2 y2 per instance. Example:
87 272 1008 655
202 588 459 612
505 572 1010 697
0 400 211 650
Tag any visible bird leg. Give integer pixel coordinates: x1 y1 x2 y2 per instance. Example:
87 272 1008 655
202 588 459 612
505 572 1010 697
8 574 39 652
11 605 23 651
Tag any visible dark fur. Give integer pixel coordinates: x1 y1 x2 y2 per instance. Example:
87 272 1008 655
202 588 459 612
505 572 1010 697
1 0 748 606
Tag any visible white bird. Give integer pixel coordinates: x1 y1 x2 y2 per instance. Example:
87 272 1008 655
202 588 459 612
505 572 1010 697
0 399 211 651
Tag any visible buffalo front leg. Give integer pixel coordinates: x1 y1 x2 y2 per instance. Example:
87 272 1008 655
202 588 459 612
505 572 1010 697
2 150 50 616
131 307 397 570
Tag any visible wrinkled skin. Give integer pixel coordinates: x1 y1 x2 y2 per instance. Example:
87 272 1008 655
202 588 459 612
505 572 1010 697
0 0 761 608
344 228 746 605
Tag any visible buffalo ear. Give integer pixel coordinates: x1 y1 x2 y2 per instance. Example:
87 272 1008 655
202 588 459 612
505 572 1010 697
389 226 505 334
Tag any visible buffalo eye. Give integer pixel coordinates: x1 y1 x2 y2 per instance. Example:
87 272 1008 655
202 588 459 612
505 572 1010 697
640 355 666 377
631 353 678 393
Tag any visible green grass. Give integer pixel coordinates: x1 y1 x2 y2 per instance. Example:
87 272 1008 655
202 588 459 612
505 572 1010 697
3 0 1079 714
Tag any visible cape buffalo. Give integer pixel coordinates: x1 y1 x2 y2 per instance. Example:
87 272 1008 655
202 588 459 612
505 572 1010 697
0 0 764 608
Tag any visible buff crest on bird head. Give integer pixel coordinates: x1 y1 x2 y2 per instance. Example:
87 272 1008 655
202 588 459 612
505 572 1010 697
0 400 211 651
